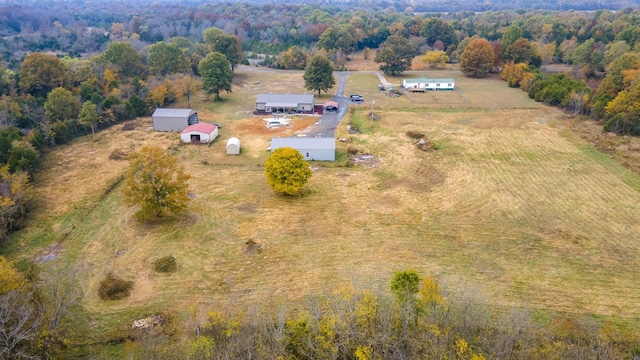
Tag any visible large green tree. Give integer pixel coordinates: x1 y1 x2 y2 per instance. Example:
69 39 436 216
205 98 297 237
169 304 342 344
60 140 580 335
122 145 191 220
459 38 495 78
147 42 189 76
265 147 312 195
500 25 523 50
101 42 144 78
572 38 605 76
19 53 68 97
374 34 416 75
420 18 459 49
198 52 233 100
203 28 243 71
303 55 335 96
44 88 81 123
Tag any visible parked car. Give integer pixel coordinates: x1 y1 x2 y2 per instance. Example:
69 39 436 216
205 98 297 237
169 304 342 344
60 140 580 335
350 94 364 102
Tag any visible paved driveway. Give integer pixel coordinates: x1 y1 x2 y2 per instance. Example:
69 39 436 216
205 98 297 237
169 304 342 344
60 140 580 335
296 73 350 138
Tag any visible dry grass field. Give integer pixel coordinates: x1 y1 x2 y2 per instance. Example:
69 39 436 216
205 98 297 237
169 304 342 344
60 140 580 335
9 63 640 351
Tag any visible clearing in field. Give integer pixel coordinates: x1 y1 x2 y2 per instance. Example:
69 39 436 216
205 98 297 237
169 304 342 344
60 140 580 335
9 67 640 349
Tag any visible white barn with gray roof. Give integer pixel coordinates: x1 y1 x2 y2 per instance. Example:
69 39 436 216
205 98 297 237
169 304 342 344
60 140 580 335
256 94 315 114
152 108 199 132
271 137 335 161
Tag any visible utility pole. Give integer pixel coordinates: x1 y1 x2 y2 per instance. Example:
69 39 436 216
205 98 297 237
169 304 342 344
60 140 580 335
371 100 375 126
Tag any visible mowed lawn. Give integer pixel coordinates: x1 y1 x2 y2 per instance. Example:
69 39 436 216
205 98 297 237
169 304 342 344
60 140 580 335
11 67 640 344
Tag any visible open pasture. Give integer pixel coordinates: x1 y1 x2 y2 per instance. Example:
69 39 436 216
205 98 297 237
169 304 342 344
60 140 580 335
346 71 541 110
11 67 640 347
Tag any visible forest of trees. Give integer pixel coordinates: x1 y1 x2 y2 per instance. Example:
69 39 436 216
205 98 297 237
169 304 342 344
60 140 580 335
4 1 640 356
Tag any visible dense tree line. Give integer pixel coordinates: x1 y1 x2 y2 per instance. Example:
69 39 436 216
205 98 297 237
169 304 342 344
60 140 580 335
120 270 639 359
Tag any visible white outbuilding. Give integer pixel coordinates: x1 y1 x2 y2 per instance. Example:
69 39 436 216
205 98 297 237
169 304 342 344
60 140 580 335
226 137 241 155
180 123 219 144
270 137 335 161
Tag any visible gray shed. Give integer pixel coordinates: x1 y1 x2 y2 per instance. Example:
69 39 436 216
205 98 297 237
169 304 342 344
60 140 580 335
256 94 315 114
152 108 198 132
270 137 335 161
226 137 240 155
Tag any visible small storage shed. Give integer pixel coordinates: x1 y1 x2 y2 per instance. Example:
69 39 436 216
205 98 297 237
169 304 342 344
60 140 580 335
226 137 240 155
270 137 335 161
152 108 198 132
402 78 455 91
256 94 315 114
180 123 218 144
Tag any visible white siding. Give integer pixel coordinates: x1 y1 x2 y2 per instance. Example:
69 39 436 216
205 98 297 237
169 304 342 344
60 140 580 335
226 137 241 155
271 137 335 161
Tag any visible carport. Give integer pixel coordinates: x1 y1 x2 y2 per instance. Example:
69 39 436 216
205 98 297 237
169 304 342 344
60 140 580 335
323 101 338 112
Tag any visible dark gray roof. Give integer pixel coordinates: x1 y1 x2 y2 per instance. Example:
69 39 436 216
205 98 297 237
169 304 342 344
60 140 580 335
271 137 335 150
256 94 314 107
152 108 195 118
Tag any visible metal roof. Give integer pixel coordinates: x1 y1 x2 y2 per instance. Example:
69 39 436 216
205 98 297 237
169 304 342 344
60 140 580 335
271 137 335 150
256 94 314 106
152 108 195 118
181 122 217 134
403 78 455 84
226 137 240 146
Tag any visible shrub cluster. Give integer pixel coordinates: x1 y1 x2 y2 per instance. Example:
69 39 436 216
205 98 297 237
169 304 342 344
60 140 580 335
153 255 177 273
98 273 134 300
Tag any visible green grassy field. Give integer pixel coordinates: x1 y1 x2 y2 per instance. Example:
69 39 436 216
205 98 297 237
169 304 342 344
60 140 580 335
8 67 640 355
